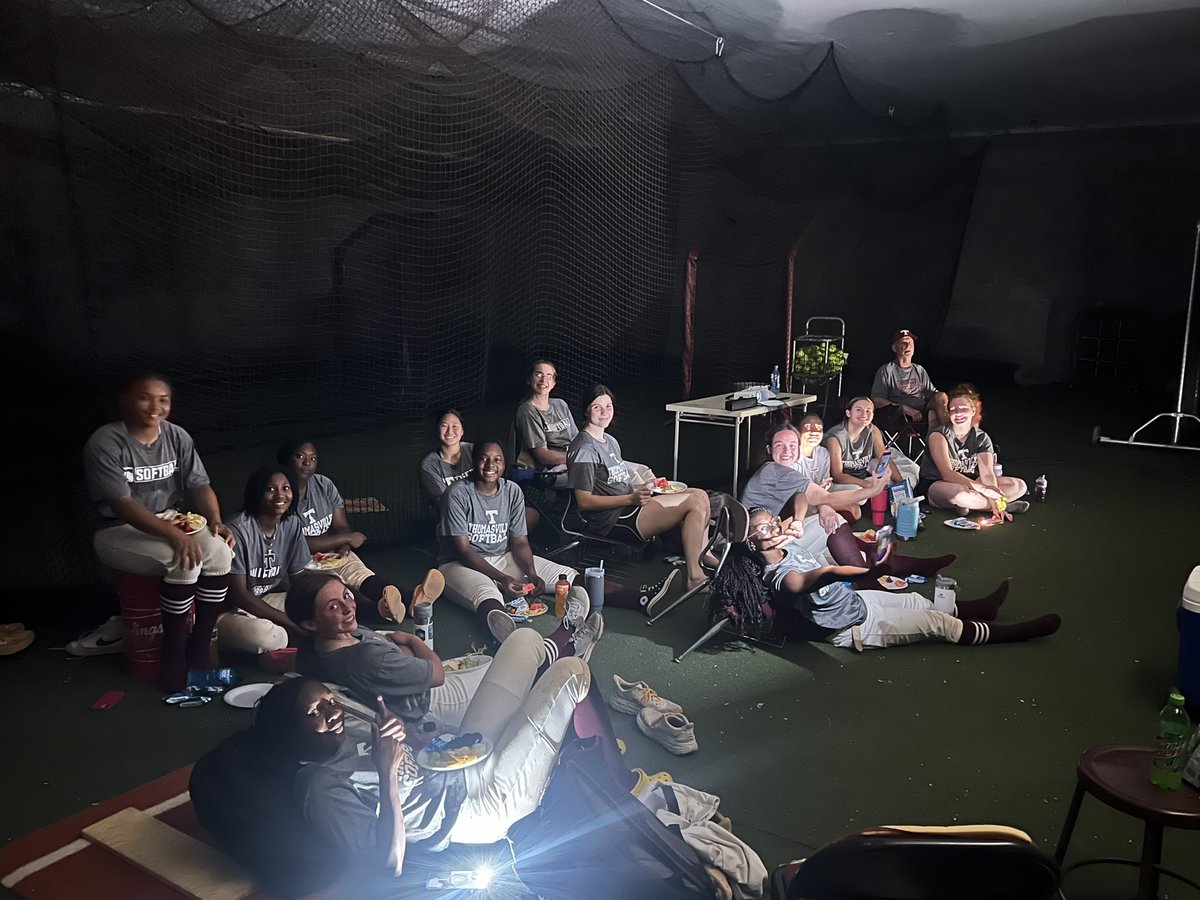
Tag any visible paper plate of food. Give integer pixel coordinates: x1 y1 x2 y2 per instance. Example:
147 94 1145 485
854 529 878 542
158 511 207 534
648 477 687 494
504 601 548 618
877 575 909 591
943 517 982 531
442 653 491 673
417 734 493 772
305 551 349 572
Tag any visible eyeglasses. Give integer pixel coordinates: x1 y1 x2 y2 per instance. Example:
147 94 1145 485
750 516 782 536
532 372 556 381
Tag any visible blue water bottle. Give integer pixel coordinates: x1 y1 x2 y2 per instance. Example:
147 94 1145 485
896 496 920 540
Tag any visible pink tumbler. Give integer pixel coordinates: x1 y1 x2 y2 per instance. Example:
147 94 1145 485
870 490 888 527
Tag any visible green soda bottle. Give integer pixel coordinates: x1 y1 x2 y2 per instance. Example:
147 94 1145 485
1150 691 1191 790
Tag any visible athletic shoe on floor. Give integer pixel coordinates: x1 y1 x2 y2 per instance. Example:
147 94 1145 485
570 613 604 663
637 707 698 755
411 568 445 607
610 674 683 716
640 569 679 617
486 608 517 643
953 505 971 518
1007 500 1031 514
0 628 34 656
66 615 124 657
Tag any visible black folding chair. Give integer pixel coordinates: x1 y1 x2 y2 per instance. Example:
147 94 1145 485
770 825 1061 900
557 490 651 564
646 502 740 626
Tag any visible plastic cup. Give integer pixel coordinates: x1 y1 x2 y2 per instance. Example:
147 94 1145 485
584 566 605 614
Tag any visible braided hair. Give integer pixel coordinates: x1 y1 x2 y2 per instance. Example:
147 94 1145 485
710 542 775 637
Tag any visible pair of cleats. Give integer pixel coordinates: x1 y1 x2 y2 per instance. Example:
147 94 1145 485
0 623 34 656
610 674 698 755
376 569 445 625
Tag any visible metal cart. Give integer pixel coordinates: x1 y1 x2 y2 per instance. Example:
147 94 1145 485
791 316 847 420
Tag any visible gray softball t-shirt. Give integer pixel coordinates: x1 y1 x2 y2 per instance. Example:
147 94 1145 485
227 511 311 597
740 462 812 517
825 423 875 478
796 446 831 484
919 426 995 481
83 420 211 525
515 398 578 467
418 443 474 502
439 479 527 562
566 430 634 534
763 543 865 632
871 361 937 408
296 474 344 537
316 629 433 720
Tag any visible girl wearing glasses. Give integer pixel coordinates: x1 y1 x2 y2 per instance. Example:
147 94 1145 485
513 359 577 486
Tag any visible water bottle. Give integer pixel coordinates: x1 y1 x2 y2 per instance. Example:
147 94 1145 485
1151 691 1191 790
186 667 236 690
994 459 1003 480
413 603 434 653
770 365 781 394
896 496 920 540
934 575 957 608
1034 474 1048 502
555 574 571 619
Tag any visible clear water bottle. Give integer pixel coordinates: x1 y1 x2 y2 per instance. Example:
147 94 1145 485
413 603 434 653
1034 474 1048 502
1152 691 1191 790
770 365 781 393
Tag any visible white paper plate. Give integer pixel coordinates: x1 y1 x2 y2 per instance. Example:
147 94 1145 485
223 683 273 709
877 575 908 591
156 511 206 535
305 552 349 572
651 481 688 494
944 517 981 531
417 737 494 771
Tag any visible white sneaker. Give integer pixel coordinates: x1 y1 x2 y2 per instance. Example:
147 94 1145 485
66 615 125 657
610 674 683 716
636 707 698 755
564 592 590 622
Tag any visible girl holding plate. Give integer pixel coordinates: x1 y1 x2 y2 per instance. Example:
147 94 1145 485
567 384 713 603
280 438 422 623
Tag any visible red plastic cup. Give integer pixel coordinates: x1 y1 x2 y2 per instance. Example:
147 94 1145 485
870 491 888 527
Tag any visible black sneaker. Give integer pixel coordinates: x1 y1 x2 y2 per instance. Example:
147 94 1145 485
639 569 679 617
1007 500 1031 514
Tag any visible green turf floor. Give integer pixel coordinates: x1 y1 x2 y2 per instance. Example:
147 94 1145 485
4 383 1200 899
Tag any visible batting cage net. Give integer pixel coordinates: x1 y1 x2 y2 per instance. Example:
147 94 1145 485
3 0 976 588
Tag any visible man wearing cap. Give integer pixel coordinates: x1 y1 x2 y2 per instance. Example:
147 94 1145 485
870 329 948 431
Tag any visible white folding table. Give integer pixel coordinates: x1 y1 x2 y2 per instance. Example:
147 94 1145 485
665 392 815 490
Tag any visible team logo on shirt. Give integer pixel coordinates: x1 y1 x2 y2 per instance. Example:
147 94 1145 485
301 507 333 537
950 445 978 475
469 508 507 546
606 461 631 484
250 547 280 596
123 460 178 483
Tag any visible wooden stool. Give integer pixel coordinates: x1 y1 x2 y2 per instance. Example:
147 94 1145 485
1056 744 1200 899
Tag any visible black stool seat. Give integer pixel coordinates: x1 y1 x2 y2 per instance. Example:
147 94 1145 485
1056 744 1200 899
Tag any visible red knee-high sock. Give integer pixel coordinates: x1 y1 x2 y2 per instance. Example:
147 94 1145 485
826 524 868 567
572 680 632 786
186 574 228 669
956 614 1061 645
158 581 195 692
954 579 1010 622
890 552 957 578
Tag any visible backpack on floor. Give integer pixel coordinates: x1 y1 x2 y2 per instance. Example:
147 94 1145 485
510 735 720 900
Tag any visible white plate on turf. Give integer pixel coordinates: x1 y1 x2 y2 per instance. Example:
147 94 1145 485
305 552 349 572
224 683 273 708
944 517 981 530
877 575 908 590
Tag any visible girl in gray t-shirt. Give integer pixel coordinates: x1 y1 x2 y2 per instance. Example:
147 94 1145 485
920 386 1029 517
220 464 311 654
418 410 474 505
279 438 406 623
